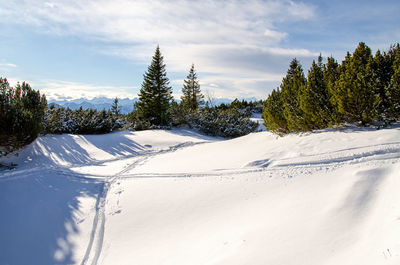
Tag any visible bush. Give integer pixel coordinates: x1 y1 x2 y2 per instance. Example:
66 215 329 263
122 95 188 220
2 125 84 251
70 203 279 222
195 108 258 137
169 103 258 138
43 106 126 134
0 78 47 155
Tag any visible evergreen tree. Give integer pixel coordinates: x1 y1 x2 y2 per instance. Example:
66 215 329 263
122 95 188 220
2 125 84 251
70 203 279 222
136 46 173 126
281 58 307 132
372 50 392 118
300 55 332 129
332 42 379 124
324 56 341 124
262 88 288 134
0 79 47 155
181 64 204 110
111 97 121 116
386 48 400 119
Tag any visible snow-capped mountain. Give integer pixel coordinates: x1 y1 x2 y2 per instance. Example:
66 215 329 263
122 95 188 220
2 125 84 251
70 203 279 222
48 97 260 114
49 97 139 114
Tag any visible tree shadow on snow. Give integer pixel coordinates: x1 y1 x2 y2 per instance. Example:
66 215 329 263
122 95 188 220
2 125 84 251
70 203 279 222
0 132 150 265
167 128 222 141
0 167 102 265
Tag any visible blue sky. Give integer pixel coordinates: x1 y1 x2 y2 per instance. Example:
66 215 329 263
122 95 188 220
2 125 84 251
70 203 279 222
0 0 399 101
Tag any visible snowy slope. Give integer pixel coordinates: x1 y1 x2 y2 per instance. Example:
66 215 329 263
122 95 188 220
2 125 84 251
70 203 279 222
1 127 399 265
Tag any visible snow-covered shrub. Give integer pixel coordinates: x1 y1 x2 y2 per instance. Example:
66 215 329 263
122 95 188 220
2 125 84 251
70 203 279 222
43 106 126 134
1 79 47 156
194 108 258 138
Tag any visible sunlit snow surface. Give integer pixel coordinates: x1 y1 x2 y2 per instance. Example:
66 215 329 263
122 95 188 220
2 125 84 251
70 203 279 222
1 127 400 265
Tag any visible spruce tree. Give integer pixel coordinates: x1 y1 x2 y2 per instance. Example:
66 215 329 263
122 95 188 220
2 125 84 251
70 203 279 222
332 42 379 124
181 64 204 110
386 49 400 119
136 46 172 126
324 56 341 124
0 80 47 155
300 55 333 129
111 97 121 116
281 58 307 132
262 88 288 134
372 50 392 118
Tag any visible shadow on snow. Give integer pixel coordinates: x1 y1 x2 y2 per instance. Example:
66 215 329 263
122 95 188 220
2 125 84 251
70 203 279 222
0 131 150 265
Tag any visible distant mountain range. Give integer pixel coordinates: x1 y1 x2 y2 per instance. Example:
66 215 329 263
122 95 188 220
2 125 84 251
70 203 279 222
48 97 259 114
49 97 139 114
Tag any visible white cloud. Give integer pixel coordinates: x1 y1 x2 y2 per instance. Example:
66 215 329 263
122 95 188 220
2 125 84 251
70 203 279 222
264 29 288 41
0 0 317 99
30 79 139 101
3 0 314 46
0 63 17 68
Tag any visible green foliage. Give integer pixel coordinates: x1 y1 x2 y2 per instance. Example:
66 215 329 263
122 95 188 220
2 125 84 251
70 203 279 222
136 46 173 126
332 42 379 124
111 97 121 116
386 48 400 119
262 89 288 135
0 78 47 155
169 99 259 137
181 64 204 111
43 106 121 134
324 56 341 125
196 107 258 138
262 42 400 135
299 55 332 129
281 59 307 132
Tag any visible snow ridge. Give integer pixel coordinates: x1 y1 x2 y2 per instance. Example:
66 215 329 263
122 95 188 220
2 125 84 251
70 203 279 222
1 128 400 265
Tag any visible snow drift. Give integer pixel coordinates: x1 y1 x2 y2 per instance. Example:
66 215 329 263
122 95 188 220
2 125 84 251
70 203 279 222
1 127 399 265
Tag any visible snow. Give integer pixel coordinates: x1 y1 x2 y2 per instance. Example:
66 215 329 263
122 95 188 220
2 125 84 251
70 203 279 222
1 126 400 265
250 112 266 131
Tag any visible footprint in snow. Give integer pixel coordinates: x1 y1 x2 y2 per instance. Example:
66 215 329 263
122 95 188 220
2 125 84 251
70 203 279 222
111 210 122 215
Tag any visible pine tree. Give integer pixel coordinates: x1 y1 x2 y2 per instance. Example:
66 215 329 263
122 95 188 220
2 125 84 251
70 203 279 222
136 46 173 126
300 55 333 129
324 56 341 124
181 64 204 110
262 88 288 134
281 58 307 132
332 42 379 124
0 80 47 155
111 97 121 116
372 50 392 118
386 48 400 119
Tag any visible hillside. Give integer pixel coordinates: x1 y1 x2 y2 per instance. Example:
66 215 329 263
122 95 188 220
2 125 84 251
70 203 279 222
1 127 399 265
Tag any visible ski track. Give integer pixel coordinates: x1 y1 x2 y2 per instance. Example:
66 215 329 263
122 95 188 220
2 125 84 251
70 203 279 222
80 139 400 265
119 142 400 179
2 135 399 265
79 141 208 265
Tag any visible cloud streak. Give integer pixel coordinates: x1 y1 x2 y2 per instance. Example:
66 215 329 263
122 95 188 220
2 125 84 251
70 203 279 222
0 0 318 98
31 79 139 101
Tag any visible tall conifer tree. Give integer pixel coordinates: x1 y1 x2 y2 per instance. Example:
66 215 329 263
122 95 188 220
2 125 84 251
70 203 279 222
300 55 332 129
324 56 341 124
111 97 121 116
136 46 172 125
262 88 288 134
332 42 379 124
386 48 400 119
281 58 307 132
181 64 204 110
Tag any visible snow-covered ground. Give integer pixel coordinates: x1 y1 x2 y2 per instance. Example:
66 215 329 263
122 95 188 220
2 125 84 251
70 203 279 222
250 112 266 131
1 127 400 265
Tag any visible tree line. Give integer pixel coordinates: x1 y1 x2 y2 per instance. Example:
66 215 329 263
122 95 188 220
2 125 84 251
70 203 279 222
262 42 400 134
0 78 47 155
130 46 258 136
3 42 398 155
0 46 259 155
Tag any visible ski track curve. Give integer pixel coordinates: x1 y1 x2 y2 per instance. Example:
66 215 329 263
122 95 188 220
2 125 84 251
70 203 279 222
79 141 208 265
